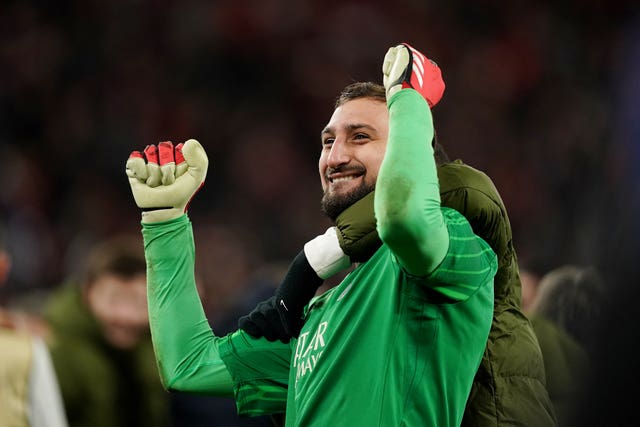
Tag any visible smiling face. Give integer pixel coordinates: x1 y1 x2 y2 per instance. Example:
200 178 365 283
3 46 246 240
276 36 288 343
319 97 389 220
86 272 149 350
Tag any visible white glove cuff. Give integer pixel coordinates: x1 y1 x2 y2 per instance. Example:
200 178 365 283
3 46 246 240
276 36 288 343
141 208 184 224
304 227 351 280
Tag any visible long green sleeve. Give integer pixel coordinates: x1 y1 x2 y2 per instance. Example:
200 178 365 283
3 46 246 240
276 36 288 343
142 215 234 396
375 89 449 276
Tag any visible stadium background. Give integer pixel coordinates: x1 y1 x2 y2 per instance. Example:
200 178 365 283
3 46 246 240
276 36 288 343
1 0 639 421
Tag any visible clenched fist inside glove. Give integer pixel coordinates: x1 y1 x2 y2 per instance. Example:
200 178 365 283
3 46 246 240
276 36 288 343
382 42 445 106
126 139 209 223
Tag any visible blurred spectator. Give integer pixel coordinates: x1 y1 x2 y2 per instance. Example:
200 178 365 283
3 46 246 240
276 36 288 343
518 257 551 315
528 265 607 426
42 234 169 427
530 265 606 355
519 267 541 314
0 225 68 427
0 329 69 427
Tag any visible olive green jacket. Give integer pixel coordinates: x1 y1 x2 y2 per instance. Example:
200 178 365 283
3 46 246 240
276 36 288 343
44 284 169 427
438 161 556 426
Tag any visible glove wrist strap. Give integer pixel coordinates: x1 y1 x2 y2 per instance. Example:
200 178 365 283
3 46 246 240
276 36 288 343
141 208 184 223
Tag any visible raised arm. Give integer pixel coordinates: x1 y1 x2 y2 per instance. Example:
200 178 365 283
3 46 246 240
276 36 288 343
126 140 233 395
375 44 449 276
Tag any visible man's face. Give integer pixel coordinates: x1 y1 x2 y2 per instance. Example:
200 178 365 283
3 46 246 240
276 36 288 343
86 273 149 350
319 98 389 220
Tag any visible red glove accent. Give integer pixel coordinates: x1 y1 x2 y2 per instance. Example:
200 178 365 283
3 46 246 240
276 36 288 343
175 143 185 165
158 141 175 165
400 42 445 108
144 145 159 164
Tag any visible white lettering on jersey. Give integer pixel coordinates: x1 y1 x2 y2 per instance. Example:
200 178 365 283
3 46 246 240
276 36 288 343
294 321 328 387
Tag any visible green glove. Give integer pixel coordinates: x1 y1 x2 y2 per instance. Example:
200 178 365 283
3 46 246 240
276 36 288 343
335 191 382 263
126 139 208 223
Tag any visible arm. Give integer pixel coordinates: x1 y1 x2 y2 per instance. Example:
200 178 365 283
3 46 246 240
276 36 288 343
142 215 234 395
239 228 351 342
376 45 448 276
127 140 233 394
127 140 291 410
238 250 324 342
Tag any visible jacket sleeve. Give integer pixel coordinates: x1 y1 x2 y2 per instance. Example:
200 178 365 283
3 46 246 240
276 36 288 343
375 89 449 276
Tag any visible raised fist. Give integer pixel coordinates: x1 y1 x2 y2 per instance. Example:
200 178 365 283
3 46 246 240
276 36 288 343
382 42 445 107
126 139 208 223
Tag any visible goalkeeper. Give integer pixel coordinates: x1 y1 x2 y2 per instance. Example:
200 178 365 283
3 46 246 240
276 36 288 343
241 98 557 424
126 43 497 426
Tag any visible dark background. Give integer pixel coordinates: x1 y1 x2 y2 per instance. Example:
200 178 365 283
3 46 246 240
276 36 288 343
1 0 639 423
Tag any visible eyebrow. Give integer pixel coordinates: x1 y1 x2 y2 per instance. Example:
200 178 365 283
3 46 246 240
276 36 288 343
320 123 377 138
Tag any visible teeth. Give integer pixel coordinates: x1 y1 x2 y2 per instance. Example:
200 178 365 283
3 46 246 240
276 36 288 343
332 176 356 183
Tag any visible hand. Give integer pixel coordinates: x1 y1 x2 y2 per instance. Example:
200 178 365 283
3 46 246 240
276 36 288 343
238 296 289 342
382 42 445 106
238 250 323 343
126 139 208 223
335 190 382 262
239 229 352 342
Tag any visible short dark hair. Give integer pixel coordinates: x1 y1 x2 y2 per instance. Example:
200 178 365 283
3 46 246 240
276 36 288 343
335 82 386 108
82 235 146 286
533 265 607 352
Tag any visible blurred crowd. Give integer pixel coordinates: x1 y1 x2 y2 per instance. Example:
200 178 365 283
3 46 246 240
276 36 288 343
1 0 639 426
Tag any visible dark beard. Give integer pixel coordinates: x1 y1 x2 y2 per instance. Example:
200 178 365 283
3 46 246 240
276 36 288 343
321 181 375 221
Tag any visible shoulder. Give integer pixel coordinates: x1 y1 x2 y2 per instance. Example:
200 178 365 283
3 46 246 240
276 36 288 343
438 160 501 202
529 315 590 385
438 208 498 276
45 284 93 328
438 160 508 224
416 208 497 303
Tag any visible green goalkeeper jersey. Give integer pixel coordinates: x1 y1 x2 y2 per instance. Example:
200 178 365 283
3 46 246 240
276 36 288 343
141 89 497 426
221 208 496 426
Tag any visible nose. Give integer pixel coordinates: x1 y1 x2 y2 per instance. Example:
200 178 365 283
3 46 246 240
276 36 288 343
326 138 351 169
